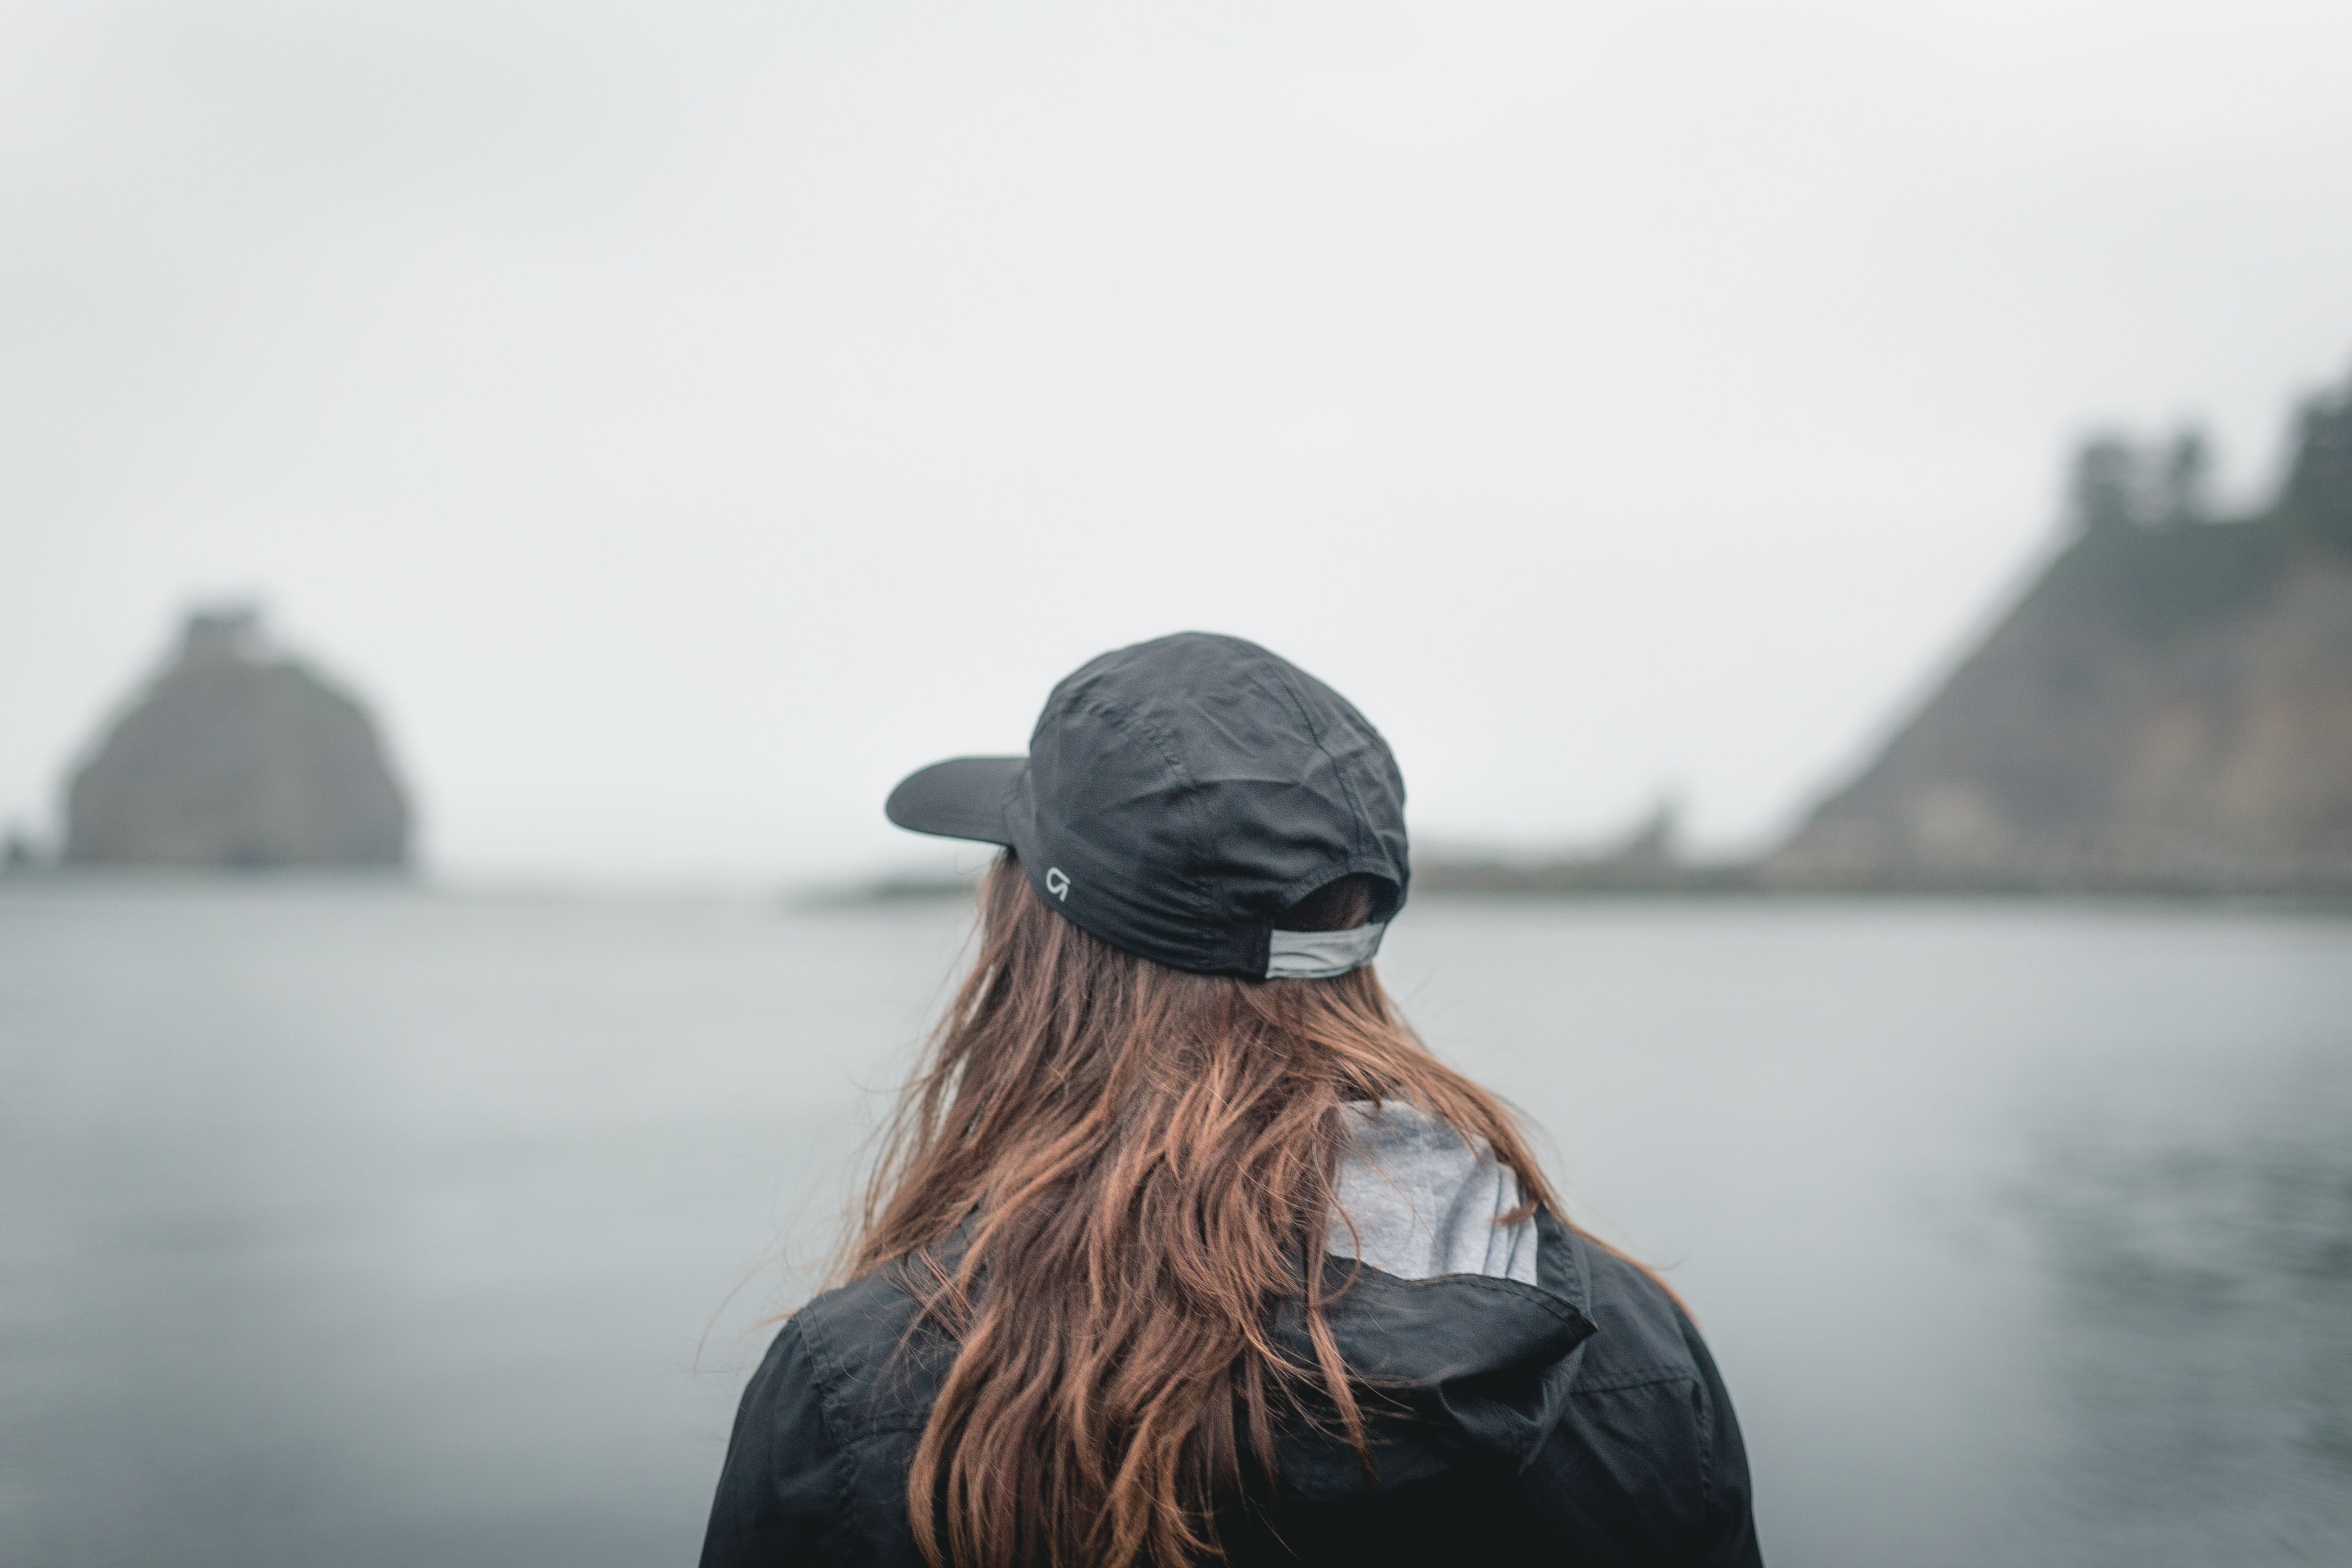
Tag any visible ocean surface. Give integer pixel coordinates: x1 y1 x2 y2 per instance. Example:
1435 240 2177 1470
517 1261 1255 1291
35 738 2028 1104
3 880 2348 1567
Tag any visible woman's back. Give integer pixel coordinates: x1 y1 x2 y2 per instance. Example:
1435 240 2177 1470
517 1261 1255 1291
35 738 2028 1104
704 1107 1756 1566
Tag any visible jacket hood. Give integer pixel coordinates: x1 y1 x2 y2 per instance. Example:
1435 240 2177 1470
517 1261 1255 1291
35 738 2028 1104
1270 1106 1599 1501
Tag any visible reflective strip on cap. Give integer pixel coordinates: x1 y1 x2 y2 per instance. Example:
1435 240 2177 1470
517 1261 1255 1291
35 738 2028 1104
1264 921 1387 979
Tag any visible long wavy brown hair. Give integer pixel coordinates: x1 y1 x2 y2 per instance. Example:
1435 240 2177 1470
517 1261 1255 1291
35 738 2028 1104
845 853 1558 1568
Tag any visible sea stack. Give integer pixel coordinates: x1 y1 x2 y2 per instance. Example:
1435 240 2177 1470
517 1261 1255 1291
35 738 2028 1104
1767 370 2352 894
65 609 412 868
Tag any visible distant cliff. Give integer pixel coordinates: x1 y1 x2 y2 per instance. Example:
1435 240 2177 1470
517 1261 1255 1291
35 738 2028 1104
1766 372 2352 893
65 610 412 868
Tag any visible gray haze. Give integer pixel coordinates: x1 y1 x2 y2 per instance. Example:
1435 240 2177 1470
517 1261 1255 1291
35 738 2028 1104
5 0 2351 881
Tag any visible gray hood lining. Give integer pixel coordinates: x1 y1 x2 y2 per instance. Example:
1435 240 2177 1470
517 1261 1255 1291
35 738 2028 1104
1325 1100 1538 1285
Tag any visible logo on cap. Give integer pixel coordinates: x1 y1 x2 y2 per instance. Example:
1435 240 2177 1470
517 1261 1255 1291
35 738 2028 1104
1044 867 1072 901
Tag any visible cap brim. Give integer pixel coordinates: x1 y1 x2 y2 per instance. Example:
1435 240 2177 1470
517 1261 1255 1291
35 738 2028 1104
884 756 1024 845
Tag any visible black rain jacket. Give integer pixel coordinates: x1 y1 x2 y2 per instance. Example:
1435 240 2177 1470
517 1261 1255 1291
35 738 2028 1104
700 1208 1761 1567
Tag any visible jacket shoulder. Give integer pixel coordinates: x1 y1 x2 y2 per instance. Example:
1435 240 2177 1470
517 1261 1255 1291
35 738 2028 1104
1564 1234 1708 1391
699 1318 845 1566
699 1266 953 1568
790 1261 957 1439
1532 1232 1762 1567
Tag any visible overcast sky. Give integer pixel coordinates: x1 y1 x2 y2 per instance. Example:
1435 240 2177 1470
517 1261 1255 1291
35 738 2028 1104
5 0 2349 882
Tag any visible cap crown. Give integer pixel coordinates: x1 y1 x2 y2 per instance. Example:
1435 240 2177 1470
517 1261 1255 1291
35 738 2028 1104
1001 633 1407 976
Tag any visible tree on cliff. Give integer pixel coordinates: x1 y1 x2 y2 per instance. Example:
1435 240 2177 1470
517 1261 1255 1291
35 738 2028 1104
65 609 412 868
2067 426 2213 534
2282 378 2352 546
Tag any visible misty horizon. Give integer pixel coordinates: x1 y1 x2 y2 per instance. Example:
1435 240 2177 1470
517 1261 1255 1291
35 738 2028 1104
7 0 2351 881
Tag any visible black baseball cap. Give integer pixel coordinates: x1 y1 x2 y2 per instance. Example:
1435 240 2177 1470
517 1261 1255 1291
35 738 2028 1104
884 633 1408 979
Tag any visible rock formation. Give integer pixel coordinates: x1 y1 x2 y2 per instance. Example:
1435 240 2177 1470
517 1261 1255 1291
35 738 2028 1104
1767 371 2352 893
64 609 412 868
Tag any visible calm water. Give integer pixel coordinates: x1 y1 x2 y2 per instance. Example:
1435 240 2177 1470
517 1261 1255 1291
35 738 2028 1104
3 881 2348 1567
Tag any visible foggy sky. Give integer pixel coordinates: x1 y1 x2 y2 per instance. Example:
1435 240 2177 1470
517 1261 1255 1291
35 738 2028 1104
6 0 2350 882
